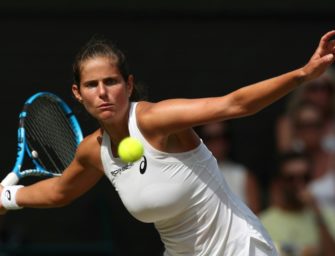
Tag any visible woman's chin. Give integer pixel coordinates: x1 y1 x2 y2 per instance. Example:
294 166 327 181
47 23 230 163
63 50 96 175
96 112 116 122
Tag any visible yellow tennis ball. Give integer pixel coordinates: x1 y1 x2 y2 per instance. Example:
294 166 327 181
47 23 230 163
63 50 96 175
118 137 144 163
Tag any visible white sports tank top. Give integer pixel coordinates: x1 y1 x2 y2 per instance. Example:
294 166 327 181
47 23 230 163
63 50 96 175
101 102 277 255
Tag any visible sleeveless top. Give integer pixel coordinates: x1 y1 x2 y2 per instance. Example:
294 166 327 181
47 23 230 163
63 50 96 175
101 102 276 255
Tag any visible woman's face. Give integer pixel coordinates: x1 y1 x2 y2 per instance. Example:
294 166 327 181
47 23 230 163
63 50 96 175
72 56 133 124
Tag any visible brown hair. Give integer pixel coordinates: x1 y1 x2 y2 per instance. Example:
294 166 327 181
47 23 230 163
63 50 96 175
73 36 145 101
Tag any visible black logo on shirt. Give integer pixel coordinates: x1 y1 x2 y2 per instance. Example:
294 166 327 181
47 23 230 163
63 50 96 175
139 156 147 174
5 190 11 201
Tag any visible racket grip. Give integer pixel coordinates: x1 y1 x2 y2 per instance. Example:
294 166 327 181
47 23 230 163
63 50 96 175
1 172 19 186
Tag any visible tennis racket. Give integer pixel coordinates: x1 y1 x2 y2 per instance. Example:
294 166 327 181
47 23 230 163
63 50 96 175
1 92 83 186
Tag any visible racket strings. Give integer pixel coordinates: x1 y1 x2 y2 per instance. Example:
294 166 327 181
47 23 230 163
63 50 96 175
24 95 78 174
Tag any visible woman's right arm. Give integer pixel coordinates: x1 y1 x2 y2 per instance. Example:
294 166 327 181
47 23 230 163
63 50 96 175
0 130 105 211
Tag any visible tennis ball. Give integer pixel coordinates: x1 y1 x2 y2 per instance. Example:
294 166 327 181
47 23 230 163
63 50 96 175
118 137 144 163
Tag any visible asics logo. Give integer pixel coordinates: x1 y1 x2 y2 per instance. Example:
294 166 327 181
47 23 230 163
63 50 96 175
5 190 11 201
139 156 147 174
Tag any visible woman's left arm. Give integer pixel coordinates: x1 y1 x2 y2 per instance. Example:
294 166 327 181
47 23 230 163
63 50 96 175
139 31 335 134
224 29 335 118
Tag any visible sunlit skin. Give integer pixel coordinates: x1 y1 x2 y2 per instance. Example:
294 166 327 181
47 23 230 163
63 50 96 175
72 56 134 129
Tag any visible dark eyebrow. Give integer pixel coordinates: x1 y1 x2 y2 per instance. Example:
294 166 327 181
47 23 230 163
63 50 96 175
81 79 98 86
103 76 118 81
81 75 120 86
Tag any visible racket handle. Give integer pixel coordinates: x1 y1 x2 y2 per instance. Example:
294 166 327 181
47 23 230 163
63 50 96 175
1 172 19 186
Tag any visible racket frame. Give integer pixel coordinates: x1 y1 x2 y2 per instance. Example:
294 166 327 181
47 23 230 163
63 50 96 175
1 92 83 186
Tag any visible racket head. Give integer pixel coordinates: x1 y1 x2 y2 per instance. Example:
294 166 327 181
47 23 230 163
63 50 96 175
12 92 83 179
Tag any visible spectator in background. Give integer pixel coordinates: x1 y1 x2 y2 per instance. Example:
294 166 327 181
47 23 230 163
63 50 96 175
277 100 335 209
276 67 335 154
198 121 261 214
276 68 335 210
289 102 333 178
259 151 335 256
292 102 335 210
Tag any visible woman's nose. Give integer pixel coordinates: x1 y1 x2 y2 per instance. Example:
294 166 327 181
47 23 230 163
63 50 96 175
98 83 107 97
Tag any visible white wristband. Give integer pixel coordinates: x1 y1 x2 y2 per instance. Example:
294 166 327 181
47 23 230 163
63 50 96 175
1 185 24 210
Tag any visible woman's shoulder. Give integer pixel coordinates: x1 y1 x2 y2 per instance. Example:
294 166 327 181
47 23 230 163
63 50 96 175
75 129 103 165
134 101 156 125
135 100 154 113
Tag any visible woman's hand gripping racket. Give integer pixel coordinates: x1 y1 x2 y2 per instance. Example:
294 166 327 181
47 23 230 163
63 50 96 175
1 92 83 186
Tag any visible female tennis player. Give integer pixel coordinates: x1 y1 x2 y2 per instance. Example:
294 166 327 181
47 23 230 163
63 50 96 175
1 30 335 255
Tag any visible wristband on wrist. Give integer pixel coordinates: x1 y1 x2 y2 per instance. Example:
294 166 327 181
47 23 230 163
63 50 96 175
1 185 24 210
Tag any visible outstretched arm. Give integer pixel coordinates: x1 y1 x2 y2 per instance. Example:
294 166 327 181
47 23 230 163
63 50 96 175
0 131 104 212
225 30 335 117
16 157 103 208
139 30 335 134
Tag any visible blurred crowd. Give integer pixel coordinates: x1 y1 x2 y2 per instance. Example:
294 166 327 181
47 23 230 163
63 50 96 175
197 67 335 256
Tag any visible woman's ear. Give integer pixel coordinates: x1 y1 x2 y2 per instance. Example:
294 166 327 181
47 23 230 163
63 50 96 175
72 84 83 103
126 75 134 98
